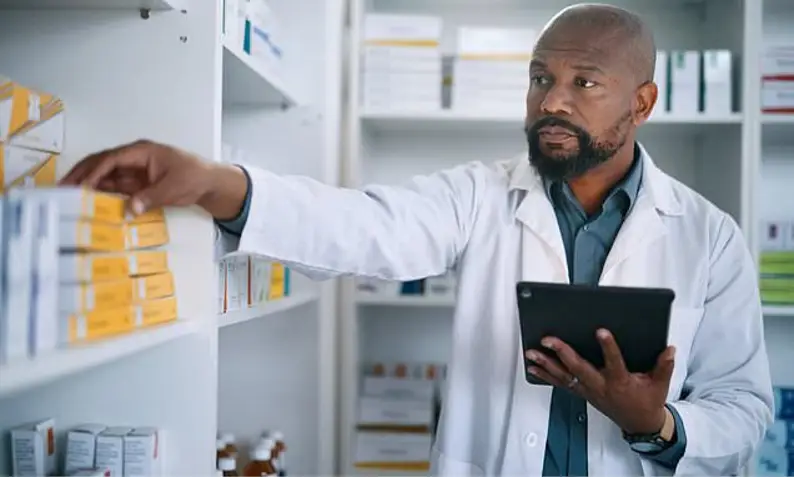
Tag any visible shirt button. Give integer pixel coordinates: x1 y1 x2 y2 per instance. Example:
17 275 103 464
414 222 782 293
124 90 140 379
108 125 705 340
577 413 587 423
583 225 590 232
525 432 538 447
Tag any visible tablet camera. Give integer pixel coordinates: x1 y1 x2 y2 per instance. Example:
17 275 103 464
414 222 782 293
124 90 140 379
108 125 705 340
520 287 532 298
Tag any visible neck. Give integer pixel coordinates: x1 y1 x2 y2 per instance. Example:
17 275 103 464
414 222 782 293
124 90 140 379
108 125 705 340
567 142 635 215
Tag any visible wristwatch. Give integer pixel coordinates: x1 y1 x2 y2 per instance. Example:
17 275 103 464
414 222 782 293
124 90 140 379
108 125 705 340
623 407 675 453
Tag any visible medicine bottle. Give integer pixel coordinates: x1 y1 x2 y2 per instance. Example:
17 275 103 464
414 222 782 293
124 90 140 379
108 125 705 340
270 431 287 476
218 457 238 477
219 432 238 460
216 438 227 467
243 446 277 477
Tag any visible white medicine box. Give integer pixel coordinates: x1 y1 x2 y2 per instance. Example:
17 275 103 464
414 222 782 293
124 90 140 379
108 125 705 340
650 50 669 118
669 50 700 115
11 419 57 477
702 50 733 115
123 427 161 477
95 427 132 477
65 424 107 474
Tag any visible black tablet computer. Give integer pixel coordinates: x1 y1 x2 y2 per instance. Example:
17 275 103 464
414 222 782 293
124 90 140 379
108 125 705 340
516 281 675 385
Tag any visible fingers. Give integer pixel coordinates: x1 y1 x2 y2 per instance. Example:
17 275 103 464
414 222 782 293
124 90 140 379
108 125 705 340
596 329 628 378
526 350 574 387
541 337 603 389
82 142 152 189
650 345 676 383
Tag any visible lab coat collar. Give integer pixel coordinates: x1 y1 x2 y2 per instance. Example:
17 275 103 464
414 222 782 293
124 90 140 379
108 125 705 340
508 142 684 217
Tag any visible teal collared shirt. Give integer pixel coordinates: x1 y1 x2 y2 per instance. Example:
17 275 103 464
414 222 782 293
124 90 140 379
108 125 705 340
540 144 686 476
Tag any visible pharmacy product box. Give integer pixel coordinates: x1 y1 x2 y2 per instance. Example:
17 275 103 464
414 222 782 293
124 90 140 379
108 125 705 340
762 79 794 113
62 305 136 345
59 250 169 284
70 469 111 477
125 220 169 249
775 387 794 419
425 273 455 298
11 419 57 477
364 70 442 94
0 189 35 363
702 50 733 115
669 50 700 115
0 144 57 192
30 190 60 356
650 50 669 118
44 187 165 225
0 76 65 153
225 255 249 311
95 427 132 477
363 46 442 73
65 424 107 474
456 26 535 61
362 375 435 401
218 258 228 313
223 0 244 47
269 262 289 299
762 221 788 251
59 271 174 315
59 219 169 252
123 427 161 477
358 396 435 428
363 14 442 46
249 257 272 306
137 296 178 328
762 44 794 78
244 0 284 76
766 419 794 448
362 95 441 112
354 431 432 466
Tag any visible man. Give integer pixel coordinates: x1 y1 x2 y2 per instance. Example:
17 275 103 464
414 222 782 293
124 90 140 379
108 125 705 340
62 3 773 476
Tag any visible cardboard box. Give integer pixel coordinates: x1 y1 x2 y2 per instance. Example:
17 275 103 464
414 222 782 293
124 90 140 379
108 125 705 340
42 187 165 225
30 191 59 356
95 427 132 477
762 79 794 113
358 396 434 428
0 144 57 192
10 419 56 477
353 431 432 467
650 50 669 117
62 306 136 345
702 50 733 115
669 50 700 115
59 250 169 283
225 255 249 311
249 257 271 306
137 296 178 328
123 427 161 477
218 259 227 313
60 220 126 252
0 76 65 153
65 424 107 474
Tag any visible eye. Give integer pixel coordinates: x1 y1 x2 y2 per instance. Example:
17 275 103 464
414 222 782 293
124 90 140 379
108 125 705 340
530 74 551 86
575 78 597 89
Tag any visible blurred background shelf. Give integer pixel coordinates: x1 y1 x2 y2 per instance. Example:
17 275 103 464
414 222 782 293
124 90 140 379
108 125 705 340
223 40 301 108
218 291 320 328
356 294 456 308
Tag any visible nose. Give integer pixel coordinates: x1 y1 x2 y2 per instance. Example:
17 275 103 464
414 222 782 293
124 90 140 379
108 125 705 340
539 83 573 116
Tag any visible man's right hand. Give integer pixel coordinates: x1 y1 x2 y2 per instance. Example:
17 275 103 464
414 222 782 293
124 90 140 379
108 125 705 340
59 139 248 220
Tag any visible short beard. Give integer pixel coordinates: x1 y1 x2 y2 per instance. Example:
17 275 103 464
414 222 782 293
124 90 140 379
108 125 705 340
526 113 631 182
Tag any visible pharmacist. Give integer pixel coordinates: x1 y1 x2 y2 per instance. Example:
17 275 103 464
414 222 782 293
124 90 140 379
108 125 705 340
62 4 773 476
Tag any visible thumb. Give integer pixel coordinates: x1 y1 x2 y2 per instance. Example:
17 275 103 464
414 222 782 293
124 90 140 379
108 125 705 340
651 346 676 382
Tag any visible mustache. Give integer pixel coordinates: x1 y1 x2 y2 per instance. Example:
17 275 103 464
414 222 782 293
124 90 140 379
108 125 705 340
526 116 587 137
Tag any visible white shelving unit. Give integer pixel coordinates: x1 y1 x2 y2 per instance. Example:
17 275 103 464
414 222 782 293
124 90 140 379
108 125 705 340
0 1 343 476
340 0 773 474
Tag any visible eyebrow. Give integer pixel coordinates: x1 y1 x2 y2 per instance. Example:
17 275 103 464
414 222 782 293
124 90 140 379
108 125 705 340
529 59 605 75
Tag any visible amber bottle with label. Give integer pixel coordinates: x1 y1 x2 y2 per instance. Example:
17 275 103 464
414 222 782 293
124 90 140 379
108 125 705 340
243 446 277 477
218 457 238 477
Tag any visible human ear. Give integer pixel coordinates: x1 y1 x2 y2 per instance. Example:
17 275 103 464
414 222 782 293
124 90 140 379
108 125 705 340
633 81 657 125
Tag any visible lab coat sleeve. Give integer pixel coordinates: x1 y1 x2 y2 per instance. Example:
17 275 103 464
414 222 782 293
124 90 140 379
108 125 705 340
668 215 774 475
221 163 486 281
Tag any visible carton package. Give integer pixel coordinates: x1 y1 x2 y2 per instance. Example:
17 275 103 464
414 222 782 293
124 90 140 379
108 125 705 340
123 427 161 477
10 419 57 477
669 50 700 115
0 76 64 153
650 50 669 118
95 427 133 477
65 424 107 474
702 50 732 115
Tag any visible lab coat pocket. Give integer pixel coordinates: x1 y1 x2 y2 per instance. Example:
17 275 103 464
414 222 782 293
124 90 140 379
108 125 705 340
666 306 704 400
430 447 485 476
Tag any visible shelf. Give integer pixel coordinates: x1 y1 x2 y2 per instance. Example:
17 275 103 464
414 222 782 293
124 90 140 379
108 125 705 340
356 294 456 308
0 320 200 398
763 114 794 124
217 291 320 328
764 306 794 317
222 39 299 108
0 0 184 10
360 110 743 134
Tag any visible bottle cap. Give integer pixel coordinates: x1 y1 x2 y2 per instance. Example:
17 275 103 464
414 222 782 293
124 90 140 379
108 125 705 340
216 439 226 451
253 446 272 461
271 431 284 441
219 432 235 444
259 437 276 449
218 457 236 471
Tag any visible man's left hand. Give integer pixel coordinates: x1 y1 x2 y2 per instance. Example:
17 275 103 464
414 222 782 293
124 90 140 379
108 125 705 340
525 329 675 435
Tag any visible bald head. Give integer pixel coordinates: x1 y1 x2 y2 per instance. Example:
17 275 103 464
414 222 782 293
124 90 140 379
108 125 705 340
536 3 656 83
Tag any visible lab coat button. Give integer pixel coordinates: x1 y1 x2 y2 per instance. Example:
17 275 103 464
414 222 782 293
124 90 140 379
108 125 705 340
525 432 538 447
577 413 586 423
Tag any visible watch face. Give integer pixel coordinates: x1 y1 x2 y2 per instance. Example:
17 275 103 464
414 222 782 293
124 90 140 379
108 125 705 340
630 441 664 453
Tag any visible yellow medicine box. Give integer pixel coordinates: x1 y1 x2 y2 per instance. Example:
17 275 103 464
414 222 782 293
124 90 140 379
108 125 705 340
0 144 57 192
60 220 169 252
137 296 178 328
125 221 169 249
0 76 65 153
43 188 165 225
59 250 170 283
58 272 175 315
62 296 179 345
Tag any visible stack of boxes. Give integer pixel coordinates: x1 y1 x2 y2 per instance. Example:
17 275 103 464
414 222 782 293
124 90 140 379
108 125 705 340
218 254 291 314
223 0 284 79
762 44 794 114
0 76 62 192
754 386 794 476
361 14 443 112
0 188 176 363
451 27 535 117
759 220 794 307
650 50 734 117
354 362 446 472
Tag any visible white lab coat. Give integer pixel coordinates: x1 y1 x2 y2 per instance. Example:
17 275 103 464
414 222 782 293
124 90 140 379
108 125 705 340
219 145 774 476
